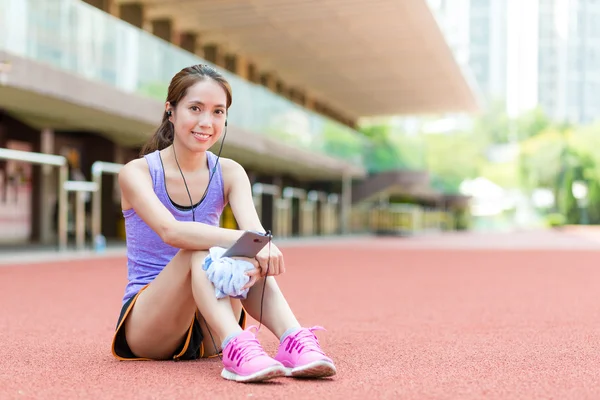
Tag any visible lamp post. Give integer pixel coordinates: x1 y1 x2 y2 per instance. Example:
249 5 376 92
571 180 589 225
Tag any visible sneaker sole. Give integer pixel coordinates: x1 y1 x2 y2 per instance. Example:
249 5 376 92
288 360 337 379
221 366 286 383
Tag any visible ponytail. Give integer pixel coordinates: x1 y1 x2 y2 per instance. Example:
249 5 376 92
139 113 174 156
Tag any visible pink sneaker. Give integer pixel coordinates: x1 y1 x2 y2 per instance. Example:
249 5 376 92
221 327 286 383
274 326 337 378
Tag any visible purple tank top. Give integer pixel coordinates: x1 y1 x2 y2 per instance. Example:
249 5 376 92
121 150 226 304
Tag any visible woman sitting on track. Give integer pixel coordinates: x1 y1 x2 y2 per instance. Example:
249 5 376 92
110 64 336 383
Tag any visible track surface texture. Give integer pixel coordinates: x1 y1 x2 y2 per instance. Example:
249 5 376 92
2 227 600 399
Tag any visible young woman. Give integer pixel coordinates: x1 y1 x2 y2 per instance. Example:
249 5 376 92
111 64 336 383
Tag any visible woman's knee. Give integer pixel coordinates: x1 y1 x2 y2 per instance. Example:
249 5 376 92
173 249 209 273
189 250 209 268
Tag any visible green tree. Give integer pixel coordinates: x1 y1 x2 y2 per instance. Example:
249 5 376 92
514 107 551 141
322 121 365 163
359 124 407 173
472 100 511 144
518 122 600 224
518 128 568 191
423 132 482 193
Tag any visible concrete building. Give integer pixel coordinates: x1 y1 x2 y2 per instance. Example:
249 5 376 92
431 0 600 124
0 0 478 248
537 0 600 124
428 0 506 107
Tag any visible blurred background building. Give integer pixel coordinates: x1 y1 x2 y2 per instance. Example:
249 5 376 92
0 0 480 249
2 0 598 250
430 0 600 124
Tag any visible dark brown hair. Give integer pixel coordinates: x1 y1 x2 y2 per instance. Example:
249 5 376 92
139 64 233 156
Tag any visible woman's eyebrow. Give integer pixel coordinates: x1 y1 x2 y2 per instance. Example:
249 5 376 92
187 100 226 108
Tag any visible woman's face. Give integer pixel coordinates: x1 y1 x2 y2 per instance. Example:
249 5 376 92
167 79 228 152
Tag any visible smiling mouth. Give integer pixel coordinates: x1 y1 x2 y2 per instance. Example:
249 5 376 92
192 131 211 140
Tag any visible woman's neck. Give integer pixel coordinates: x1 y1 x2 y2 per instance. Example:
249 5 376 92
166 142 208 174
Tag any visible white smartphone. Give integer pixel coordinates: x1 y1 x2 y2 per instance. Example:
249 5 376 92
221 230 272 258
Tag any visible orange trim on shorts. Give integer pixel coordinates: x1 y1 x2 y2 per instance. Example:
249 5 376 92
239 306 247 329
112 288 248 361
111 284 152 361
111 284 198 361
173 314 197 360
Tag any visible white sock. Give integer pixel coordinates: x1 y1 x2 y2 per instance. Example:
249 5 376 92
221 331 242 349
280 326 301 343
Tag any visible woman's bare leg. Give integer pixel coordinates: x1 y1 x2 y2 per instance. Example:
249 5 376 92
242 276 336 379
241 276 300 339
198 298 244 357
124 249 242 359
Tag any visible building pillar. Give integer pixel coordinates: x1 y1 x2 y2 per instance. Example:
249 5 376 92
234 55 250 80
305 95 315 111
224 54 237 74
247 63 259 83
260 72 277 91
341 172 352 234
180 32 198 54
39 128 55 243
113 145 126 204
203 44 226 68
82 0 111 12
275 80 284 95
0 60 12 86
152 18 173 43
119 3 144 29
289 89 306 106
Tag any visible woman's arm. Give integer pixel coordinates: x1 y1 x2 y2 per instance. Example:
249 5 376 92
118 159 242 250
222 159 267 233
222 159 285 276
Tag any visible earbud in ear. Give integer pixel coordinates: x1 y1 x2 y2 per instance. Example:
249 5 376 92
225 120 228 127
167 110 172 117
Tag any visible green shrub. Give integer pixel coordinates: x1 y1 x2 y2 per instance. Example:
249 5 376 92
545 213 566 228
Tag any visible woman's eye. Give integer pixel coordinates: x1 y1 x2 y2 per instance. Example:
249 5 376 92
215 110 225 114
191 106 200 111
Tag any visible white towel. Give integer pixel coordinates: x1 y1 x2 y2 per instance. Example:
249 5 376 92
202 247 256 299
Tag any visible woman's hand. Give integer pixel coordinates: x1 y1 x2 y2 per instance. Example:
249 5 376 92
233 256 262 290
255 242 285 277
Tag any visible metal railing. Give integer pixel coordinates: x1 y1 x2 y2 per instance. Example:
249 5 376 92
0 148 68 250
252 183 282 236
88 164 349 244
90 161 123 241
282 187 306 238
306 191 328 235
0 148 459 249
63 180 98 250
324 194 340 235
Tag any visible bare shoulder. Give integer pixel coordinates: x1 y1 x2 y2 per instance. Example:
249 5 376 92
119 157 149 183
219 157 244 172
118 157 151 209
218 157 249 195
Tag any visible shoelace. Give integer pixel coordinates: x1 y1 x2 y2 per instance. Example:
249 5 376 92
228 327 267 367
284 326 326 355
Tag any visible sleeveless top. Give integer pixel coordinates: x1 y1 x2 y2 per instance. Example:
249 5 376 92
121 150 226 304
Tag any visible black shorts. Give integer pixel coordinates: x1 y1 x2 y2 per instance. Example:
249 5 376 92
111 285 246 361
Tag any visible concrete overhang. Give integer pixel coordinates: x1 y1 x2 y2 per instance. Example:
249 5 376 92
116 0 480 118
0 51 365 180
352 170 442 203
442 194 471 209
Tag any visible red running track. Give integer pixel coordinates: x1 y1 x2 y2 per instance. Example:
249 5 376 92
2 230 600 399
